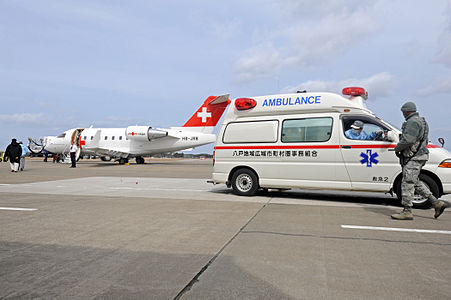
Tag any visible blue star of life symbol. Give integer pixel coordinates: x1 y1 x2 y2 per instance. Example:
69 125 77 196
360 150 379 167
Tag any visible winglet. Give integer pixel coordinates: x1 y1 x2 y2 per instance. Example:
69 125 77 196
209 94 230 105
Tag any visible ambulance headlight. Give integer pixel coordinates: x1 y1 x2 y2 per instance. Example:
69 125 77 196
438 159 451 168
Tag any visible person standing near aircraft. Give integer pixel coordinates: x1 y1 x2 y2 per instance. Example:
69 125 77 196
19 141 28 171
43 149 49 162
4 138 22 172
69 141 78 168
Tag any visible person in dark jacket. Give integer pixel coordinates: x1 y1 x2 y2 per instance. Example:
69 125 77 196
4 139 22 172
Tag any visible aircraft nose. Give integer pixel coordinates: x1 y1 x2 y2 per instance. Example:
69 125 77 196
43 136 55 150
43 136 50 145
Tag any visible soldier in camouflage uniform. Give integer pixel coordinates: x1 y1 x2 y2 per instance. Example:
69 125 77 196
391 102 450 220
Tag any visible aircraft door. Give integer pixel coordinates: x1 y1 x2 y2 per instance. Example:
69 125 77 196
340 115 400 191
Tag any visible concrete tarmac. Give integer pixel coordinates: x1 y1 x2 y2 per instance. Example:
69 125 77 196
1 158 450 299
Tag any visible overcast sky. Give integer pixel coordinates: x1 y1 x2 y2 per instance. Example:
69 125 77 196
1 0 451 152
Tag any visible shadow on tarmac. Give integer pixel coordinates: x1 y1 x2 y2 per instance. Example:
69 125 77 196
0 241 291 299
211 187 401 208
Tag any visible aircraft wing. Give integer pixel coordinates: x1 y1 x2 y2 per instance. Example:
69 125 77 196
88 147 129 158
82 130 125 157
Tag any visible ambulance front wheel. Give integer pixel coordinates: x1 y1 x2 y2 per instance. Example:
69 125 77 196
231 168 259 196
395 173 439 209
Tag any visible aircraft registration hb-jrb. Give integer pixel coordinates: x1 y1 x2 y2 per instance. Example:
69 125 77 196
31 95 230 164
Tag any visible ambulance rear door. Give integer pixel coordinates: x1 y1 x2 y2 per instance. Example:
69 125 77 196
339 115 399 191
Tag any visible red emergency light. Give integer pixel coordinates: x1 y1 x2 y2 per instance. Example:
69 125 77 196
235 98 257 110
342 87 368 99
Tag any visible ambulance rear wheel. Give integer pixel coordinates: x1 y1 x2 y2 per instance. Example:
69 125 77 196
395 173 439 209
231 168 259 196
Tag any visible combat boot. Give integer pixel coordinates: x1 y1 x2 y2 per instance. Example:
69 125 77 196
433 200 450 219
391 208 413 220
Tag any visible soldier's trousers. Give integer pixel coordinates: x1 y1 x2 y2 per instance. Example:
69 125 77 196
401 159 432 207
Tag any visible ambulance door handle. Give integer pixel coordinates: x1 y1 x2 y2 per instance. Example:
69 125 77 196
341 145 352 149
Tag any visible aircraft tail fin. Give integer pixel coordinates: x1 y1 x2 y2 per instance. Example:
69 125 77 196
182 94 230 133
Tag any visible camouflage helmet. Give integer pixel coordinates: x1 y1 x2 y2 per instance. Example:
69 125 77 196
400 101 417 112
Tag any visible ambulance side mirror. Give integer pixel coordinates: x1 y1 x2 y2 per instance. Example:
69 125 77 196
438 138 445 148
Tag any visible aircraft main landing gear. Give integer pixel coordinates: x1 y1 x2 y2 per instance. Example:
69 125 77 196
135 156 145 164
118 158 129 165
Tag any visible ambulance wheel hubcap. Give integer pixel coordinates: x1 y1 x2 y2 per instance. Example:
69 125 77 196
236 174 253 192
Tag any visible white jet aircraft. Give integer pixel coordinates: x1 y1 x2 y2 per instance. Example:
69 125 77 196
39 94 230 164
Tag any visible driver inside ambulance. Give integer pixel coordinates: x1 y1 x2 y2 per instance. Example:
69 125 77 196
345 120 385 140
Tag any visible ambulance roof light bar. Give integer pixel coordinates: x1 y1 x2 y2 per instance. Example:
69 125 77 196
342 87 368 100
235 98 257 110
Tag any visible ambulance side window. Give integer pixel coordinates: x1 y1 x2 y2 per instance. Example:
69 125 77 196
282 117 333 143
223 120 278 143
342 116 390 141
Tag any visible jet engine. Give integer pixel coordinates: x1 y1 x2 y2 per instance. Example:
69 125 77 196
125 126 168 141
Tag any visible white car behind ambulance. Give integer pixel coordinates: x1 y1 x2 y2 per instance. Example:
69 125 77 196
211 87 451 208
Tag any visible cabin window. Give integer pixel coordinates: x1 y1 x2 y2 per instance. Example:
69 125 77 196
282 117 333 143
104 136 108 140
223 120 279 143
119 136 122 140
112 136 115 140
91 136 94 140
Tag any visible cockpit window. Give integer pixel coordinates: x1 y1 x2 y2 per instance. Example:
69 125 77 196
57 133 66 138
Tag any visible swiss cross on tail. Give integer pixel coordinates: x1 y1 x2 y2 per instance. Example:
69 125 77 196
197 107 211 123
183 94 230 131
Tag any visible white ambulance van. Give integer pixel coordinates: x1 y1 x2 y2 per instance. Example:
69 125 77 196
211 87 451 208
